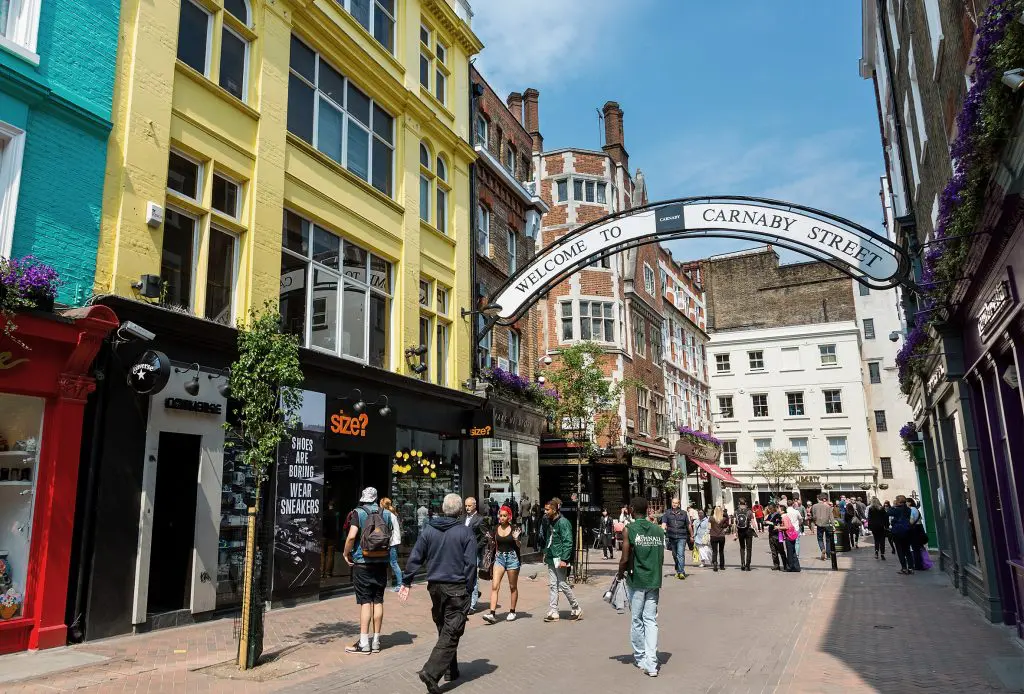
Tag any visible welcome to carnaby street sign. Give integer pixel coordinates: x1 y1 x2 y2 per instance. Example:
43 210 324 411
486 196 910 325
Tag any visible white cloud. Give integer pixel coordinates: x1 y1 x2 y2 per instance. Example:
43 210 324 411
472 0 639 96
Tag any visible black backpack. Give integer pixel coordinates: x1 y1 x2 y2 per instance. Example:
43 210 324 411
736 509 750 530
358 507 392 559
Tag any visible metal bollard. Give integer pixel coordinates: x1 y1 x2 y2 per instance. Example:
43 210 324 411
828 530 838 571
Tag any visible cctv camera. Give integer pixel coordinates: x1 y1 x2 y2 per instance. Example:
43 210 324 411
889 331 901 343
542 355 552 365
1003 68 1024 91
120 321 155 342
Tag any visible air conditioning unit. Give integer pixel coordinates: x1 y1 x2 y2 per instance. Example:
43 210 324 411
626 418 635 429
496 357 510 371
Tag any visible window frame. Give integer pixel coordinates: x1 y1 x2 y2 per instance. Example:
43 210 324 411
790 437 809 466
717 395 734 419
219 21 251 102
637 387 650 435
205 225 240 326
714 353 731 373
751 393 769 418
161 205 200 311
643 263 655 295
823 389 843 415
508 330 520 375
632 314 646 356
476 203 490 255
868 361 882 384
863 318 876 340
336 0 395 54
507 229 517 273
211 171 242 219
474 113 488 148
874 410 888 432
880 457 894 479
0 0 41 63
721 441 737 466
786 391 805 416
827 436 849 467
0 120 25 258
819 343 837 366
748 349 764 370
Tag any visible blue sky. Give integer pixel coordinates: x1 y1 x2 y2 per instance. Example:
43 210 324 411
474 1 885 263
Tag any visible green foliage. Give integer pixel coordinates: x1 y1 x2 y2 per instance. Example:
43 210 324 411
225 301 304 503
752 448 804 494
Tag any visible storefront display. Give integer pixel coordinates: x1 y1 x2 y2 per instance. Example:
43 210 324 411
215 433 257 609
390 429 461 547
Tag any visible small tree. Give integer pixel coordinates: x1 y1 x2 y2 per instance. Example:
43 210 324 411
753 449 804 499
540 342 633 581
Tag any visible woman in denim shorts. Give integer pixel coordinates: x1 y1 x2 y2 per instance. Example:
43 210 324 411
483 505 521 623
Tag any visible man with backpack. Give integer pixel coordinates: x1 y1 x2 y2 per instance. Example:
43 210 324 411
342 487 394 655
732 498 757 571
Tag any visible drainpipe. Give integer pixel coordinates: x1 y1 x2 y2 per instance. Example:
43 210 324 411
470 69 485 382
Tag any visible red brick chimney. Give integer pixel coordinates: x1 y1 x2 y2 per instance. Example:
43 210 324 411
523 88 543 152
506 91 523 125
602 101 628 171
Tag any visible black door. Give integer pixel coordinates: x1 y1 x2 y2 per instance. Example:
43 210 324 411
148 432 201 614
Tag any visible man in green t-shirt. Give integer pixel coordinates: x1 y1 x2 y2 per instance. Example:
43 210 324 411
617 496 665 677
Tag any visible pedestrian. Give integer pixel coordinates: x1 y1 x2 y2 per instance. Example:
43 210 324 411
617 497 665 678
764 504 787 570
600 507 615 559
398 493 477 693
619 506 632 525
321 499 340 578
867 496 888 560
805 500 814 535
810 494 834 560
462 497 486 612
543 498 582 622
888 495 915 574
687 504 699 526
779 503 801 572
709 505 728 572
908 498 926 570
883 500 896 554
483 505 521 623
342 487 395 654
732 498 757 571
661 497 693 579
752 500 765 532
694 509 712 567
381 498 404 592
843 499 861 549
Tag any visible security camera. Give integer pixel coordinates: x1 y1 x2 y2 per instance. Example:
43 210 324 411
1002 68 1024 91
542 355 552 365
889 330 901 343
119 321 155 342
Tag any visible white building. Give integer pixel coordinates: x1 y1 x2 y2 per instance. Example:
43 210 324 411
709 322 877 511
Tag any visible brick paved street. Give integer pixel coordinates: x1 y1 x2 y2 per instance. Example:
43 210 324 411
5 538 1023 693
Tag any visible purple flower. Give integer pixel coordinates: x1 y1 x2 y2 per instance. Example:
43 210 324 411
899 422 918 442
678 425 722 447
1 256 62 298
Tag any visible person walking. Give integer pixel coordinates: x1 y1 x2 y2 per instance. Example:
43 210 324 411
867 497 888 560
661 498 693 579
398 493 478 693
617 497 665 678
786 500 803 557
810 495 834 560
709 505 728 572
694 509 712 567
883 500 897 555
342 487 395 655
482 505 521 623
462 497 486 612
599 507 615 559
764 504 787 570
752 501 765 532
380 498 404 592
908 498 926 570
543 498 582 622
888 495 915 574
779 503 801 572
732 498 757 571
843 499 861 549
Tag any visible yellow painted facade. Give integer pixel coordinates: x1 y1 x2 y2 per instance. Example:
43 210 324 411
97 0 481 387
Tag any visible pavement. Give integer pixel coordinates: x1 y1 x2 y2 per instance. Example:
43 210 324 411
3 536 1023 693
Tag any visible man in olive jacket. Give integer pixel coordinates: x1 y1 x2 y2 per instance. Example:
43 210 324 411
543 498 582 622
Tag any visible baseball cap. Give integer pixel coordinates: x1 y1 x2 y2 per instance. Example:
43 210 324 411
359 487 378 503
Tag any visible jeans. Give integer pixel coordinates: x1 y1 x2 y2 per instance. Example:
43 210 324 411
872 529 887 555
785 538 801 571
668 537 688 575
388 545 402 588
816 525 829 553
769 534 785 568
737 532 753 568
470 558 480 609
627 586 659 673
547 563 579 614
422 582 469 681
710 537 725 568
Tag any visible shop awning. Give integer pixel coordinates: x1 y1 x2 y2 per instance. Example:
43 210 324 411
687 456 742 486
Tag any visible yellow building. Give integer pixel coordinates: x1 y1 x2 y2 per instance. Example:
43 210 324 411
97 0 482 388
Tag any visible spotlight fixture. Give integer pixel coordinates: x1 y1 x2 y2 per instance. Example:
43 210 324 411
207 373 231 398
348 388 366 413
1002 68 1024 91
175 363 201 396
460 303 503 319
411 363 428 374
404 344 428 358
378 395 392 417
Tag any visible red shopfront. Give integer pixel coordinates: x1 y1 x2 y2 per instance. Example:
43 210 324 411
0 307 117 653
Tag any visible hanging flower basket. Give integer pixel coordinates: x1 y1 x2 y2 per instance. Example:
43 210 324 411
878 483 890 490
859 483 872 491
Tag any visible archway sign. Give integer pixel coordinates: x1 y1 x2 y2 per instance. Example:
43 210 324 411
486 196 911 326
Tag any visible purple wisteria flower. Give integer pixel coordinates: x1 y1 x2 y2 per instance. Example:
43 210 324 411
678 425 722 447
899 422 918 442
483 366 558 406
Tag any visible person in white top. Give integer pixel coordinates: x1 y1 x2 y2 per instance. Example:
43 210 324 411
381 498 404 592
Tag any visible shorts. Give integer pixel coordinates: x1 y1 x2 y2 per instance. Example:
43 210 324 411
352 563 388 604
495 550 521 571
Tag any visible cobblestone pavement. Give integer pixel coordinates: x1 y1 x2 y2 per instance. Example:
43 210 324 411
5 537 1023 693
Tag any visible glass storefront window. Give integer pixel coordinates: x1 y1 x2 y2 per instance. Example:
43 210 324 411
0 394 44 620
390 429 461 548
215 432 258 609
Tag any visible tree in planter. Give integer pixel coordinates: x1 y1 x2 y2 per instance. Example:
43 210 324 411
539 342 634 582
752 449 804 501
224 301 303 670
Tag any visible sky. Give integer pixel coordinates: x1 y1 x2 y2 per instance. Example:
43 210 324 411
472 1 885 264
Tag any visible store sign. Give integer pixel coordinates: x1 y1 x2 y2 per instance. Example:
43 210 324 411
128 350 171 394
977 275 1017 340
675 438 721 463
632 456 671 471
796 475 821 486
272 429 324 601
927 361 947 394
491 398 545 444
469 424 493 438
164 397 223 415
0 350 28 370
325 398 396 453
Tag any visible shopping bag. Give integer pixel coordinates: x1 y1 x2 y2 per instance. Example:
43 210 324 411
919 547 933 570
692 547 700 565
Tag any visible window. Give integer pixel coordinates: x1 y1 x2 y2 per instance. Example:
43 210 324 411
828 436 848 466
474 113 488 147
596 182 607 204
436 286 449 316
478 315 492 369
167 151 200 200
780 346 800 370
419 281 451 385
590 254 611 269
161 208 197 310
751 393 769 418
722 441 737 466
580 301 614 342
419 24 449 105
573 179 583 200
637 388 650 434
212 173 240 218
754 438 772 456
923 0 943 67
556 179 568 202
790 437 809 466
868 361 881 384
435 156 449 233
908 47 928 157
874 410 888 432
560 301 573 341
0 0 40 58
419 278 431 307
287 36 395 196
0 121 26 258
859 283 870 296
748 350 764 370
476 204 490 254
819 344 837 366
434 42 448 104
650 323 663 364
632 314 646 356
881 457 894 479
205 227 238 325
654 396 666 437
718 396 734 419
507 230 517 273
419 143 449 232
643 263 655 294
219 25 249 101
336 0 395 53
279 210 393 367
418 315 431 380
436 322 448 386
504 142 515 172
508 331 520 375
786 392 804 416
863 318 876 340
824 390 843 414
715 354 730 373
177 0 211 75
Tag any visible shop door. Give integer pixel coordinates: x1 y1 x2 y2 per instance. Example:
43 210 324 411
148 433 201 614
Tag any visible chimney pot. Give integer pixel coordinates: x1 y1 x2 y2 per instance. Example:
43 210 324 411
507 91 524 124
523 88 543 152
601 100 627 170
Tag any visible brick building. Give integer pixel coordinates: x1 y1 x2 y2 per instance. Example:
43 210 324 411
469 67 548 509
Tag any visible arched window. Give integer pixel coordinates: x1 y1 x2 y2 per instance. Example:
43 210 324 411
435 155 449 234
225 0 249 24
419 141 450 235
419 141 432 224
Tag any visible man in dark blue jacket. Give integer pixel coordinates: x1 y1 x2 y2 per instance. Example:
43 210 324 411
399 493 478 694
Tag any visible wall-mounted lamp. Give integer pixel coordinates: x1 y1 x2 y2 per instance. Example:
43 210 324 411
1002 68 1024 91
460 303 503 320
378 395 392 417
404 345 428 374
175 363 201 396
207 373 230 398
351 388 366 413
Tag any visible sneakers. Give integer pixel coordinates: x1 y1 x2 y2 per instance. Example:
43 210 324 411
345 642 371 655
820 551 827 560
646 669 659 677
506 611 517 621
417 670 443 694
570 606 583 621
482 611 496 624
544 611 559 622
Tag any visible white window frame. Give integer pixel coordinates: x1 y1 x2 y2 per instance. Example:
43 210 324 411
721 441 737 466
474 113 488 148
211 171 242 219
923 0 943 75
337 0 395 54
508 330 520 375
717 395 734 419
162 205 200 311
824 389 843 415
0 121 25 258
715 353 731 373
828 436 849 467
167 149 203 202
790 437 809 467
903 94 921 195
751 393 769 418
219 23 251 102
637 387 650 435
643 263 655 294
556 179 568 202
0 0 41 64
477 203 490 255
507 229 517 273
786 391 804 416
908 47 928 161
748 350 764 370
178 0 213 77
205 225 240 326
818 343 837 367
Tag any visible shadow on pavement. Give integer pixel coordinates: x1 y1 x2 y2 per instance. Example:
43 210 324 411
297 620 359 644
446 659 498 689
608 652 673 667
384 630 417 648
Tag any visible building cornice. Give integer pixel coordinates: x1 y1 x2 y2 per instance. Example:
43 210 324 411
474 144 549 213
423 0 484 54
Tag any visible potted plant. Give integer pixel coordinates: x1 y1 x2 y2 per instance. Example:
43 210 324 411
859 483 872 491
0 588 22 619
878 483 890 490
2 256 61 312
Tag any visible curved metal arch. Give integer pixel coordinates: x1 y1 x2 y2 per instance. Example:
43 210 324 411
484 196 912 327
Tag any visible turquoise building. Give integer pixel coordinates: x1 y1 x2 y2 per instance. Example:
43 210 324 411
0 0 118 306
